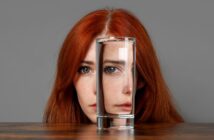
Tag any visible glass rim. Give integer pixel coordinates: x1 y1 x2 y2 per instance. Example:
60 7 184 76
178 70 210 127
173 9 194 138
96 36 136 43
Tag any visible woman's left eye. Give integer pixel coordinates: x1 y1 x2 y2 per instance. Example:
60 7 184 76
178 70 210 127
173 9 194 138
78 66 91 74
103 66 119 74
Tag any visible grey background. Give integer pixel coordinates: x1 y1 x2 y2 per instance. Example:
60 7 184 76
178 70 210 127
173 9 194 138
0 0 213 122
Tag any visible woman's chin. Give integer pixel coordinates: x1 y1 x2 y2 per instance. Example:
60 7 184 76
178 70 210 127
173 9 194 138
88 114 97 123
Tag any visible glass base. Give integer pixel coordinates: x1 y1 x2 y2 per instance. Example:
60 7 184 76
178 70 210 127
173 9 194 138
97 115 134 130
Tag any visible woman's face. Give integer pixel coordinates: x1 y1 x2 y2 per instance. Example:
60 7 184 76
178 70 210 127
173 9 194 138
74 38 135 123
74 40 97 123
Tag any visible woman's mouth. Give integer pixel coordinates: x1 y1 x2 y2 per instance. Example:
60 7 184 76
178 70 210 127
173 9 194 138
114 103 132 112
89 103 96 111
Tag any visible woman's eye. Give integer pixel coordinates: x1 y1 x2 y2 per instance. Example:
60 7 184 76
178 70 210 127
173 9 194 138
78 66 91 74
103 66 119 74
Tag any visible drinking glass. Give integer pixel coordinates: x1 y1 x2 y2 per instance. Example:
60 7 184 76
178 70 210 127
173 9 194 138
96 36 136 129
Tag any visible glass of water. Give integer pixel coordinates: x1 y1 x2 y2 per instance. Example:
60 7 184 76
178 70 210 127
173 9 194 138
96 36 136 130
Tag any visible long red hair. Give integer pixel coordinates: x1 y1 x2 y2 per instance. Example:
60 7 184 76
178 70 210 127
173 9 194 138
44 8 183 123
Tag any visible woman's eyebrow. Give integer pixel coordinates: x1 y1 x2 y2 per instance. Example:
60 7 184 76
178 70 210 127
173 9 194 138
81 60 95 65
103 60 125 65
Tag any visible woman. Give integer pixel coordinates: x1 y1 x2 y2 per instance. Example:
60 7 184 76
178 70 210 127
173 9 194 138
44 8 184 123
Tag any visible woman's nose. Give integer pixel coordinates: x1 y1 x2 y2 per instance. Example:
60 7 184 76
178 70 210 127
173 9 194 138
93 74 96 95
122 72 133 95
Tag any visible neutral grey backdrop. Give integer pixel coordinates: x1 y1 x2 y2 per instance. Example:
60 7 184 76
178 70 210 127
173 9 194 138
0 0 213 122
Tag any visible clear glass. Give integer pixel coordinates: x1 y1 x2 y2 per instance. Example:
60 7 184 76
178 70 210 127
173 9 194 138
96 36 136 130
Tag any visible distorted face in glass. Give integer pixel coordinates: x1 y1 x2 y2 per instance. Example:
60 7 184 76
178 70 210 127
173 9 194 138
74 37 135 123
101 40 134 115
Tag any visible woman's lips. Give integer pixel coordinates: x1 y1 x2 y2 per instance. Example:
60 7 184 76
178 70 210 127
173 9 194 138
114 103 132 112
89 103 132 112
89 103 96 111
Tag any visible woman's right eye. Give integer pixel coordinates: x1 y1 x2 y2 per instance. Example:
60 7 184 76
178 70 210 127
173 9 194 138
103 66 120 75
78 66 91 74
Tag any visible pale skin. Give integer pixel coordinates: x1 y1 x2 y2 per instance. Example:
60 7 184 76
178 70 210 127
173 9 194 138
102 41 134 115
74 37 134 123
73 39 97 123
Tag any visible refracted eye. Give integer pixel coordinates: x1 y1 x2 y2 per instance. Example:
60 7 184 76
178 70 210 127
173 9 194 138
103 66 118 74
78 66 91 74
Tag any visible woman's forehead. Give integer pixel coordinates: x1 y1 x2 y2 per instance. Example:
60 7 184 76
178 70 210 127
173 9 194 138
83 40 96 62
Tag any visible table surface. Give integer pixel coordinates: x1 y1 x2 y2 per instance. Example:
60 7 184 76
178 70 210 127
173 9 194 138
0 123 214 139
